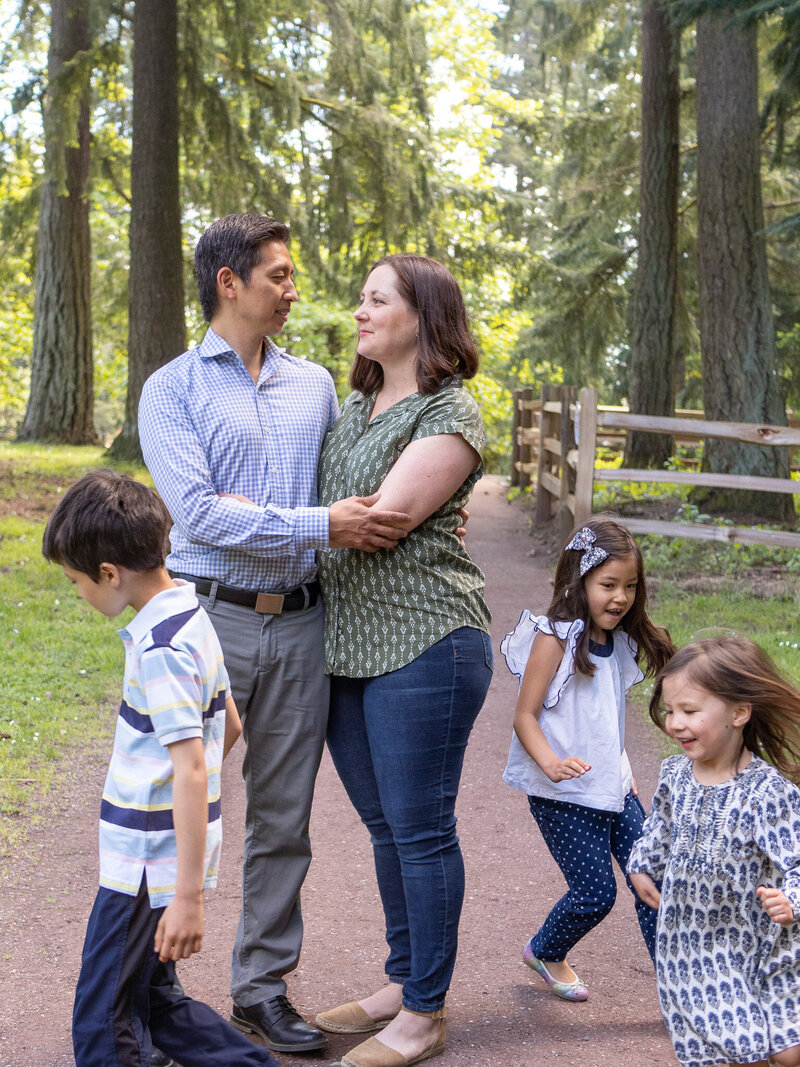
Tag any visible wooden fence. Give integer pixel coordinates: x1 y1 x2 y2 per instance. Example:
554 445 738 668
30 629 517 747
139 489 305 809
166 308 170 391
512 385 800 548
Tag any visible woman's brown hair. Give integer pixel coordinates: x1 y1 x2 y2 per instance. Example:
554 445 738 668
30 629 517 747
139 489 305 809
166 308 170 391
649 637 800 783
547 515 675 678
349 253 479 396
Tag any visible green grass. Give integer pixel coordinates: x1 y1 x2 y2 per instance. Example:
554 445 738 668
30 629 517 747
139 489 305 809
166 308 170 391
630 574 800 755
0 442 150 853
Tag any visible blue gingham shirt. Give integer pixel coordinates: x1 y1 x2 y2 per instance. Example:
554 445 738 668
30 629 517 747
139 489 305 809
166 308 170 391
139 328 339 591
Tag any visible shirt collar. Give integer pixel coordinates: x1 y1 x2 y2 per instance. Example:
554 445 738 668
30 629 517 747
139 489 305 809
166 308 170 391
353 376 462 422
118 580 198 645
352 375 462 408
198 326 287 362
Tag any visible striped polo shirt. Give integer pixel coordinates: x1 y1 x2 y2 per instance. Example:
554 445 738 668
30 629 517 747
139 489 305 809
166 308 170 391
99 581 230 908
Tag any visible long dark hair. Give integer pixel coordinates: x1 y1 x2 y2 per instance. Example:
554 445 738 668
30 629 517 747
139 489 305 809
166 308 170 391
547 516 675 677
349 253 479 396
649 637 800 783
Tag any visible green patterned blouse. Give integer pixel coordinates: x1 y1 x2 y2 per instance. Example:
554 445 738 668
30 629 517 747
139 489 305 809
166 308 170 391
317 379 492 678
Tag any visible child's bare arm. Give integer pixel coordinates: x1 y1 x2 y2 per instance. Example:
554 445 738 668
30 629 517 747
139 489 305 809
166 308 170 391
513 632 591 782
154 737 207 962
757 885 795 926
223 695 242 760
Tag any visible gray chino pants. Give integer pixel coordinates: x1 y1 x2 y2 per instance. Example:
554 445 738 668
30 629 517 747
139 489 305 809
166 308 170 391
197 594 329 1006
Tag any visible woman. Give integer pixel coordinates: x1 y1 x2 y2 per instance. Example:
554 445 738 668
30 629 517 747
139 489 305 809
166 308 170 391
314 254 493 1067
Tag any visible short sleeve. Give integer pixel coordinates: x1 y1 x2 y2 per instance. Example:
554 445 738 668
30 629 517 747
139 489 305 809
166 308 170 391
627 756 678 881
752 776 800 917
500 612 584 710
139 646 205 748
410 386 485 459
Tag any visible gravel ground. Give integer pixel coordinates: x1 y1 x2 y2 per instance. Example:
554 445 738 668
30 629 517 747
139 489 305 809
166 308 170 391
0 475 676 1066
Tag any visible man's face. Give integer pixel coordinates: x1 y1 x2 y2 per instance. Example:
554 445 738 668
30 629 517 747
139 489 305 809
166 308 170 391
235 241 298 337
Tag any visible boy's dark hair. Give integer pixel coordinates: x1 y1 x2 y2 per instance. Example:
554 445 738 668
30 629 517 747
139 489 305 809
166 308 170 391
42 469 171 580
350 253 479 396
547 515 675 678
194 213 291 321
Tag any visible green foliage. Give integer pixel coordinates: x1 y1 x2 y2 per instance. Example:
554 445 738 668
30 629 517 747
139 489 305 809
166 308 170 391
4 0 800 456
641 528 800 577
0 442 151 851
648 576 800 687
284 298 356 397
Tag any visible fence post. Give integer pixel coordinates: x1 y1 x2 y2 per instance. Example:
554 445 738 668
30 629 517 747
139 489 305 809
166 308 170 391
536 385 557 524
574 386 598 524
557 385 576 540
512 386 535 488
511 389 521 487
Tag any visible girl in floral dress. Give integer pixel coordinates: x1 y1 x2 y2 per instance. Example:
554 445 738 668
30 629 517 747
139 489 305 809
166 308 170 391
629 637 800 1067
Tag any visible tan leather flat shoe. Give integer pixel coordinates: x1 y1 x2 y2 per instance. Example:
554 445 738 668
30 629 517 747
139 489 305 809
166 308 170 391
340 1011 445 1067
315 1000 394 1034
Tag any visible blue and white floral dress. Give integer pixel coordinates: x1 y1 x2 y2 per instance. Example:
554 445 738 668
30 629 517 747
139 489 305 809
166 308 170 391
628 755 800 1066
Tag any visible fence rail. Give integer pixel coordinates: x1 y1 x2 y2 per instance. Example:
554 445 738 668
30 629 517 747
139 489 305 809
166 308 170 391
511 385 800 549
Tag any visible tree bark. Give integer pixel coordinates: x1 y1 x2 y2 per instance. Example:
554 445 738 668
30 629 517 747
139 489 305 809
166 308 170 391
19 0 94 444
109 0 185 462
694 11 792 523
625 0 680 469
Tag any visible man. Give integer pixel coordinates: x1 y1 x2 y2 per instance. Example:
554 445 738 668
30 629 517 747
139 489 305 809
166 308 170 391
139 214 409 1054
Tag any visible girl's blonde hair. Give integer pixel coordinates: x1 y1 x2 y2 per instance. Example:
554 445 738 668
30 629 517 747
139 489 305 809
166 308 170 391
649 637 800 783
547 515 675 677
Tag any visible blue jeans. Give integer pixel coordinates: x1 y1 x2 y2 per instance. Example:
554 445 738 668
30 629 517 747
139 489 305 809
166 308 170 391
326 627 493 1012
527 791 656 964
73 878 279 1067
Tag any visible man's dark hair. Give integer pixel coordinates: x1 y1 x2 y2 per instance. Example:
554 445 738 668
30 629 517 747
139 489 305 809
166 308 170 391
194 213 291 321
42 469 171 580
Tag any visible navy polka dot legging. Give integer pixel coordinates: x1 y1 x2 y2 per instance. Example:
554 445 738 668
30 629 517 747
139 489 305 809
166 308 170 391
527 790 656 964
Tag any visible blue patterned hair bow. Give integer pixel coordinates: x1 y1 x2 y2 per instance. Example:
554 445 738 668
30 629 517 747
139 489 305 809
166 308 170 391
565 527 609 576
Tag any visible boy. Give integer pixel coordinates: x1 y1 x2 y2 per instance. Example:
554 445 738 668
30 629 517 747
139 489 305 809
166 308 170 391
42 469 279 1067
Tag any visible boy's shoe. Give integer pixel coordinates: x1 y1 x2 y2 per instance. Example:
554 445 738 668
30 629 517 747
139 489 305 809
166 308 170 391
150 1050 174 1067
522 941 588 1001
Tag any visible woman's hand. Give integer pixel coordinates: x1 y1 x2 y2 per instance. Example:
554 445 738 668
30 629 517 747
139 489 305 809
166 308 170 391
542 756 591 782
630 871 661 910
757 885 795 925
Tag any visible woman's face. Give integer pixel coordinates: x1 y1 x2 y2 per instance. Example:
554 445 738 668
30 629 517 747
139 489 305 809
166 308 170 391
353 263 419 369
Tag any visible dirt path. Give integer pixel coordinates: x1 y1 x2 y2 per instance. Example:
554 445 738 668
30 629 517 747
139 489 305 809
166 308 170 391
0 476 676 1066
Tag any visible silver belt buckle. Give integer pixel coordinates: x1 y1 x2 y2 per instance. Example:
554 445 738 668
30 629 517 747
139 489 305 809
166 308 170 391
255 592 284 615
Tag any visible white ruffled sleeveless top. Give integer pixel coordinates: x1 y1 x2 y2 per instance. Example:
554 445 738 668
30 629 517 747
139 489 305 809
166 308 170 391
501 612 644 813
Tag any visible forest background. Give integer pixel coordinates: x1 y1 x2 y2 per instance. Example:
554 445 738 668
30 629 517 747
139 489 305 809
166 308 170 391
6 0 800 855
2 0 800 518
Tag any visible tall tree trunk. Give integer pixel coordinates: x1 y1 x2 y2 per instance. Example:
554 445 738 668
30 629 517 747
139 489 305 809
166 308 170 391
694 11 792 523
625 0 680 469
19 0 94 444
109 0 185 462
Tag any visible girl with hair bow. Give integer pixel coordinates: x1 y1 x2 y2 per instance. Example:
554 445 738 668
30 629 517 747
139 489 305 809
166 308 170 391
502 516 675 1000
